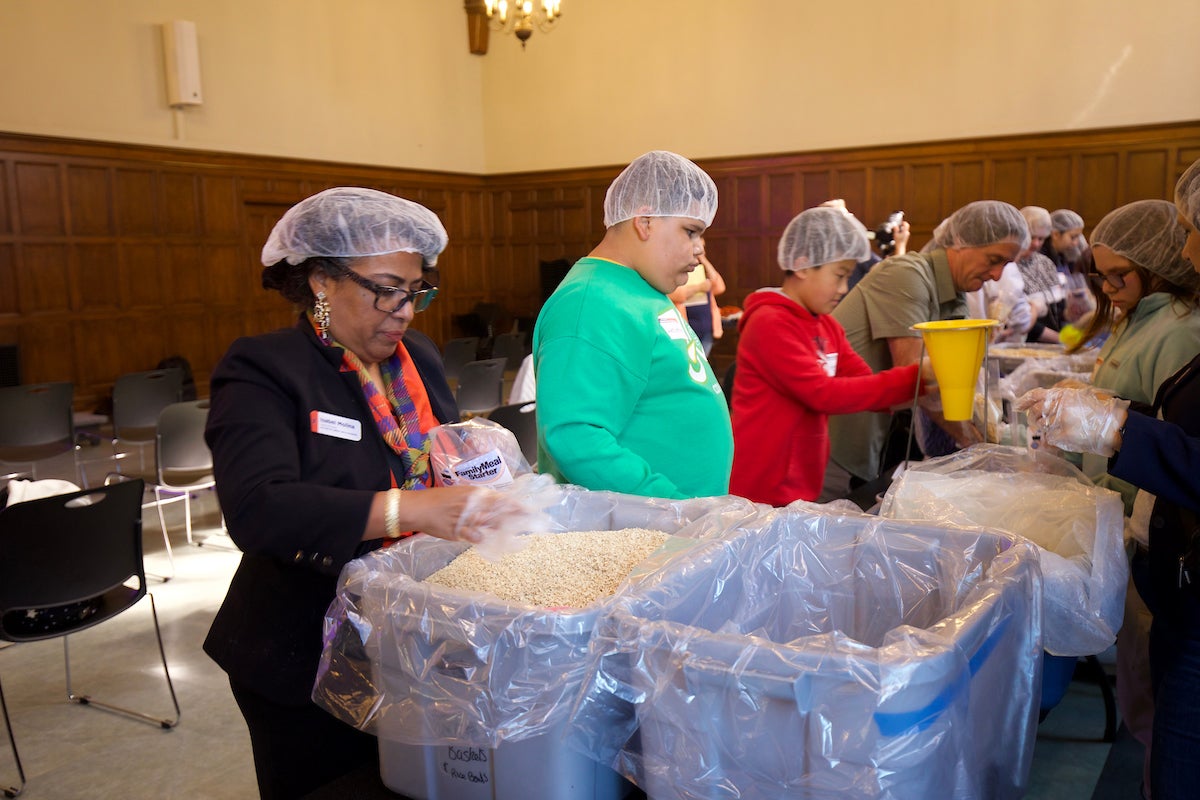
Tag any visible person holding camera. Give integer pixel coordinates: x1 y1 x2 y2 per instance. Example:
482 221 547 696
819 200 911 290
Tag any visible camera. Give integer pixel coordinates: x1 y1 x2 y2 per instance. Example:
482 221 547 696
873 211 905 257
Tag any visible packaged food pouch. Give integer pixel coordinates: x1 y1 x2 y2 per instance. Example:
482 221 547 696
429 417 532 488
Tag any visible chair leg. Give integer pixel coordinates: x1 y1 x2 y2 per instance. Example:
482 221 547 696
63 593 181 730
0 673 27 798
1085 653 1118 743
151 488 177 582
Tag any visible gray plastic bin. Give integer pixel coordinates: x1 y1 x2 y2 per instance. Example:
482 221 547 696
567 508 1043 800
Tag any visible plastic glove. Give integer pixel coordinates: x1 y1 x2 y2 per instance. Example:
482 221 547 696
1014 387 1130 456
453 486 551 561
1006 296 1033 336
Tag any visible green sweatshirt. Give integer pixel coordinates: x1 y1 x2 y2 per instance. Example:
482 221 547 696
533 257 733 498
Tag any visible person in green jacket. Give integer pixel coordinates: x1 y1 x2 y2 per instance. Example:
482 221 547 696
533 150 732 498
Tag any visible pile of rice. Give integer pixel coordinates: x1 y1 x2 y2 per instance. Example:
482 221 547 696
425 529 670 608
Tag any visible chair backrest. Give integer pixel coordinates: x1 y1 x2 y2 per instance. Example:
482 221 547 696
456 358 507 415
491 332 527 371
487 402 538 465
0 381 74 450
442 337 480 381
0 478 146 642
156 400 213 481
112 369 184 441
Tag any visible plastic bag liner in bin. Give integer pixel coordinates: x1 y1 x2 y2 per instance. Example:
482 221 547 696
878 444 1126 658
312 483 761 747
566 507 1042 800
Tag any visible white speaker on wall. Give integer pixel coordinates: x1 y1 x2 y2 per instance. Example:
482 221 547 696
162 20 203 107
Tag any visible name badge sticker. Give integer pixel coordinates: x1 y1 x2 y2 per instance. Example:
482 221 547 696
658 310 689 340
310 410 362 442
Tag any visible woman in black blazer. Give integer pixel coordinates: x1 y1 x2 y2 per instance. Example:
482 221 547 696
204 187 527 798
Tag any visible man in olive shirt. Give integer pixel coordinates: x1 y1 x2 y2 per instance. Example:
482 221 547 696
823 201 1030 498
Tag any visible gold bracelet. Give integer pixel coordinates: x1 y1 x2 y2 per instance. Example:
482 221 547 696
384 488 402 539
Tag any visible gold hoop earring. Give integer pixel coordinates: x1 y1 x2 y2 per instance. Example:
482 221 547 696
313 291 331 343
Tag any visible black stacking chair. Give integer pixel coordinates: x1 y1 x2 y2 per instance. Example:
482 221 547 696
0 382 84 486
455 358 507 418
491 332 527 371
108 368 184 478
487 401 538 466
0 479 181 797
441 337 480 382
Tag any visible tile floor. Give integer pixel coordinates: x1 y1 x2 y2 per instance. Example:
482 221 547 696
1 447 1138 799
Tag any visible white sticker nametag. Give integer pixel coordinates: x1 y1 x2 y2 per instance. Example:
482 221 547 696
819 352 838 377
440 448 514 487
658 309 689 340
310 410 362 441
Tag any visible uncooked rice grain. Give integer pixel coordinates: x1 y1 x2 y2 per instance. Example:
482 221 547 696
424 529 671 608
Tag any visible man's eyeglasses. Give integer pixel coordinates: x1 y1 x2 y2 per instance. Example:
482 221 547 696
335 267 439 313
1087 269 1134 291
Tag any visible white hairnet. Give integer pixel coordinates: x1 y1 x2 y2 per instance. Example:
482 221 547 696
1020 206 1053 238
603 151 718 229
1175 158 1200 231
1091 199 1198 291
1050 209 1085 233
262 187 449 268
931 200 1030 252
777 206 871 271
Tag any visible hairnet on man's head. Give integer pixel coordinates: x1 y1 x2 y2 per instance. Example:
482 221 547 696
1175 158 1200 232
262 187 449 267
1050 209 1085 233
603 150 718 229
931 201 1030 252
777 206 871 271
1020 206 1053 238
1091 199 1198 291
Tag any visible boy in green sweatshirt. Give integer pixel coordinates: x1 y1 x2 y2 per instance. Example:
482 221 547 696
533 150 732 498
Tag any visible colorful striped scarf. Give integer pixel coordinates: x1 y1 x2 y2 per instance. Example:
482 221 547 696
311 315 431 490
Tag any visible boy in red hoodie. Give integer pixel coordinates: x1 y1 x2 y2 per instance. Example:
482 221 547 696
730 206 928 505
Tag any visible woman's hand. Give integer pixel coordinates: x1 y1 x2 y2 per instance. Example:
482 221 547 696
1015 387 1130 456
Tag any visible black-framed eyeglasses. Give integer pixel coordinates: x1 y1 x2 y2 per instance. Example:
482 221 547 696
335 267 439 313
1087 269 1134 291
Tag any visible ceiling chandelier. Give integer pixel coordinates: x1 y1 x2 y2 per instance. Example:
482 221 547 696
484 0 563 49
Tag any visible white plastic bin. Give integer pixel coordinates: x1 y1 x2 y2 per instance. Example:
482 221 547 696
567 507 1043 800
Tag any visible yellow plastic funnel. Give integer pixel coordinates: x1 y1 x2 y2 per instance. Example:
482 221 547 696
912 319 998 421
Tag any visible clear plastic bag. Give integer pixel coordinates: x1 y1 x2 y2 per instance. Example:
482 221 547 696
428 417 530 488
878 444 1127 656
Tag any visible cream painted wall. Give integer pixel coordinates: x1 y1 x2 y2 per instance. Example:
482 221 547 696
0 0 488 173
0 0 1195 175
480 0 1200 173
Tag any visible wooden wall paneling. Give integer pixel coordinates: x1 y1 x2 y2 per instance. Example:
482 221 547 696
801 171 831 212
114 168 159 235
1031 155 1073 212
18 243 70 313
834 169 867 219
0 244 16 315
122 242 167 308
1179 147 1200 176
15 161 64 235
908 163 944 232
0 160 10 235
991 158 1027 207
166 243 206 304
164 309 212 389
948 161 985 210
73 242 121 310
1078 153 1120 226
205 244 249 306
200 175 242 238
868 166 905 226
209 307 250 375
766 172 798 230
162 172 200 236
1126 149 1170 201
67 164 113 236
18 317 74 386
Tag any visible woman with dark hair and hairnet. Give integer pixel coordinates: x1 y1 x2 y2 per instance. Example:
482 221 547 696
1017 158 1200 800
204 187 533 797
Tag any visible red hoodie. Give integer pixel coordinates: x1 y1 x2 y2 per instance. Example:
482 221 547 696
729 288 919 505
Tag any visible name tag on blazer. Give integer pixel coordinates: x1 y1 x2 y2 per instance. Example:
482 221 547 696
310 410 362 441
